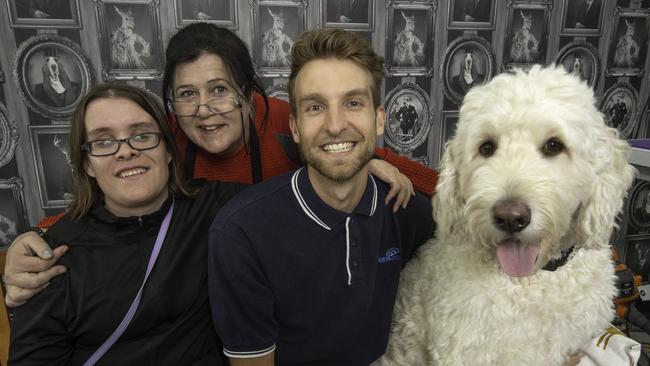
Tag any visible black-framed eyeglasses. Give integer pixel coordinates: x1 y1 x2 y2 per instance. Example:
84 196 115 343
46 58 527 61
81 132 163 157
171 96 241 117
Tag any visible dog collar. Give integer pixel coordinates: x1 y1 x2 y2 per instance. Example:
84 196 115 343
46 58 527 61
542 246 575 271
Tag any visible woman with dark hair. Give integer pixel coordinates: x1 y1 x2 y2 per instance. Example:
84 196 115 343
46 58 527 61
4 23 437 307
9 84 239 365
161 23 435 192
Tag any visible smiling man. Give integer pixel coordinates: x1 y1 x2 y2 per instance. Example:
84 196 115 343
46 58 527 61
207 29 434 366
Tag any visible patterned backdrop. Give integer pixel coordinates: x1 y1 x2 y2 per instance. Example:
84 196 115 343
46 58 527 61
0 0 649 257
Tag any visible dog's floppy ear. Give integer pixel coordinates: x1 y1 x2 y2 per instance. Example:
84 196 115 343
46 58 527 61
576 125 635 249
433 140 465 238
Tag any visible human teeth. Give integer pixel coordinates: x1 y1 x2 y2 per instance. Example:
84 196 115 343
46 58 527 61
323 142 354 152
200 125 221 131
119 168 147 178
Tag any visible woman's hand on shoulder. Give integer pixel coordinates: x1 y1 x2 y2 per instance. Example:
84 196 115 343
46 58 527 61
3 231 68 307
368 158 415 213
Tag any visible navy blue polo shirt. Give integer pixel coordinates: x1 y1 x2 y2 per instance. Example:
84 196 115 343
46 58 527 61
208 168 433 366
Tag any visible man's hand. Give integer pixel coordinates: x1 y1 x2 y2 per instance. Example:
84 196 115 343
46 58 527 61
3 231 68 307
368 159 415 212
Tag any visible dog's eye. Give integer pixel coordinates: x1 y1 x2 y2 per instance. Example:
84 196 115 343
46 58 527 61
479 140 496 157
542 138 564 156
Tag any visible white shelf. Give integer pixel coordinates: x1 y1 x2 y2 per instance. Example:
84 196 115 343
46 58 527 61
631 147 650 181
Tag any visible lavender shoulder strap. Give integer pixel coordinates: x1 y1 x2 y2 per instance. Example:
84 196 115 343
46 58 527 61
83 201 175 366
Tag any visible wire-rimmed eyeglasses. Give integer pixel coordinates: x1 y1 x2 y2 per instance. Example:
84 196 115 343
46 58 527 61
81 132 163 157
171 96 242 117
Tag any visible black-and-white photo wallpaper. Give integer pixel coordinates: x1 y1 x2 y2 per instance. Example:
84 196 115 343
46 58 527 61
0 0 650 250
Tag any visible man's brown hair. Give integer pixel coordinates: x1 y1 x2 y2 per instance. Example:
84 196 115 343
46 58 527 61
288 28 384 115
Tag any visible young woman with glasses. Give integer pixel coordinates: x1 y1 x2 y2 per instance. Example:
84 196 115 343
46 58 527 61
9 84 238 365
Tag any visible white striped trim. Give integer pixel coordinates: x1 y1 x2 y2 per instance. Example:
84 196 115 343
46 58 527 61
291 168 331 231
223 344 276 359
369 174 378 216
345 217 352 286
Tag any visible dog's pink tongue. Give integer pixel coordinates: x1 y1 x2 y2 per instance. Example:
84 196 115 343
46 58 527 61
496 239 540 277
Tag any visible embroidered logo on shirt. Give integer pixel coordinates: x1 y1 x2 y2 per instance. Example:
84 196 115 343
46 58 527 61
378 247 401 263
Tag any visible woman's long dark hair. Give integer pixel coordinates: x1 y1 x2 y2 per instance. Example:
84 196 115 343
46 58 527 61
162 23 269 124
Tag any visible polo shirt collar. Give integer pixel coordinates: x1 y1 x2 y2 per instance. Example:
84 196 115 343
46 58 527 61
290 167 378 230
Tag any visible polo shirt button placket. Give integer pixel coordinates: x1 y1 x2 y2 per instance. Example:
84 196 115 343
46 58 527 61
348 216 363 285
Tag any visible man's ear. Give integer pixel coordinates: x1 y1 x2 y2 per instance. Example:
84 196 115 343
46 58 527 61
375 106 386 137
289 114 300 144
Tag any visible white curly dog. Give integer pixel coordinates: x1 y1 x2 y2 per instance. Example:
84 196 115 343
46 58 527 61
375 65 635 366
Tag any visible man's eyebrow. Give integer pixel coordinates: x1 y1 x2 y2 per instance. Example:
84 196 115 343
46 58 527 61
298 89 370 104
343 88 371 99
298 93 325 104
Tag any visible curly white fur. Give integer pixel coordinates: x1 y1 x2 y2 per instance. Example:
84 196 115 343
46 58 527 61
375 65 635 366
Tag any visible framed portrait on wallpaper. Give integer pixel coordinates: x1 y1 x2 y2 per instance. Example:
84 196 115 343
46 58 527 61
385 1 435 77
561 0 604 36
555 41 601 88
448 0 495 30
606 9 650 77
251 0 307 77
6 0 81 28
264 83 289 102
14 34 93 120
441 35 495 104
624 236 650 281
95 0 165 81
0 102 18 169
628 180 650 235
618 0 650 8
322 0 373 30
502 2 551 70
173 0 237 28
29 125 75 209
0 178 28 249
600 81 639 139
383 82 433 154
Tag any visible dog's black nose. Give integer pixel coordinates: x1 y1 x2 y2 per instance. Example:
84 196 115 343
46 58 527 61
492 200 531 233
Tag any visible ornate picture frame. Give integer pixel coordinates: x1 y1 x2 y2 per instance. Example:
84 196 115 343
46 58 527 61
502 1 551 71
441 35 495 105
173 0 238 28
617 0 650 9
439 110 459 157
605 8 650 77
322 0 374 30
251 0 307 78
14 34 93 120
600 81 639 139
623 235 650 281
0 177 28 249
264 83 289 102
555 41 601 88
560 0 604 36
384 82 434 154
447 0 495 30
5 0 82 28
385 0 437 77
94 0 165 81
0 103 18 169
628 180 650 233
29 125 75 209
